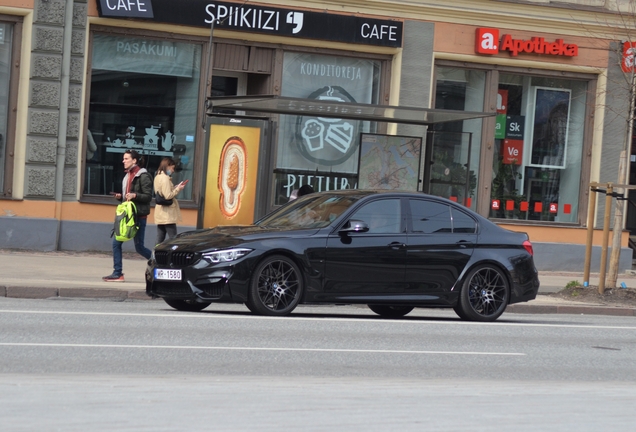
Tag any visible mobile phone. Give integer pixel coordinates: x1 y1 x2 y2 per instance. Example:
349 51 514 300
109 192 118 195
181 180 189 185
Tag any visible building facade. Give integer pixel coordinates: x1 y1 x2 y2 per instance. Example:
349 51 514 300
0 0 634 271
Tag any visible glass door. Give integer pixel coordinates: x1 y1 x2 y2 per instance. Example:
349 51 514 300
424 131 475 207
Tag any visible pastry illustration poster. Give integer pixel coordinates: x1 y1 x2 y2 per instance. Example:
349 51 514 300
204 124 261 228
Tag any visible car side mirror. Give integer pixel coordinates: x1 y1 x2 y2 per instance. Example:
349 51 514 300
339 219 369 233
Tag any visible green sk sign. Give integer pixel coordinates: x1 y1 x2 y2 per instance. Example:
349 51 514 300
495 114 506 139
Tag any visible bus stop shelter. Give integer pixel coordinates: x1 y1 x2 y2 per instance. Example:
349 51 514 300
200 95 496 228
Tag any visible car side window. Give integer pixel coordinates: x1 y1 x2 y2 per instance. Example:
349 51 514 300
409 200 452 234
452 208 477 233
350 199 401 233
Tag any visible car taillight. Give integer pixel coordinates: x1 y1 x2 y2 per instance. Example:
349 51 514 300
523 240 533 256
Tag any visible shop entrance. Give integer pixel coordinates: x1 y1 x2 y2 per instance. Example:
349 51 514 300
423 130 474 206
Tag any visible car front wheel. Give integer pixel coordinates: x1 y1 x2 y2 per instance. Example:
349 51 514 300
368 305 414 318
455 264 509 322
247 255 303 316
163 298 212 312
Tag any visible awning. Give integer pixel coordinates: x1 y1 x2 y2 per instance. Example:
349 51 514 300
206 95 496 126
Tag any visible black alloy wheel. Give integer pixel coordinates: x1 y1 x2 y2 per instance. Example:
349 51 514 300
368 305 414 318
247 255 303 316
163 298 212 312
455 264 509 322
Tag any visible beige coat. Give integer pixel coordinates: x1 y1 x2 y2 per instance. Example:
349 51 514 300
153 172 182 225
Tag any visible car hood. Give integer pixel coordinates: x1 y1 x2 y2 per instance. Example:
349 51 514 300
158 225 320 252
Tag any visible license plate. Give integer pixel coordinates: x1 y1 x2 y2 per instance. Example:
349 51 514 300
154 268 182 281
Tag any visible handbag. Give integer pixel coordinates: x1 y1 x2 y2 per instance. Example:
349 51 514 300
155 192 173 206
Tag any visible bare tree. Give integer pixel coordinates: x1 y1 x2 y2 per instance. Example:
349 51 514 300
574 2 636 288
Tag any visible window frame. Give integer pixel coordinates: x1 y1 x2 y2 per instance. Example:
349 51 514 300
433 60 596 226
80 26 209 207
0 15 22 200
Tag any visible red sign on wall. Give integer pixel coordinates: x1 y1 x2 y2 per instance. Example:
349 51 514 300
475 28 578 57
502 139 523 165
622 41 636 72
476 28 499 54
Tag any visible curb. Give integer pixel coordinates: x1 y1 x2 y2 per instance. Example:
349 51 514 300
2 285 636 316
506 303 636 316
2 286 156 301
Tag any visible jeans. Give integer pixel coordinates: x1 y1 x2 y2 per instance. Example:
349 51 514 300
112 217 152 276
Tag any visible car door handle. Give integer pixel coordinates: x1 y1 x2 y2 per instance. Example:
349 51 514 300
456 240 473 248
389 242 406 249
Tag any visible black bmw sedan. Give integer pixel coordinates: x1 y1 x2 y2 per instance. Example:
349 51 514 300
146 190 539 321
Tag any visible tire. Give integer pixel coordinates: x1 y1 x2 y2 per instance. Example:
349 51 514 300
247 255 303 316
368 305 414 318
455 264 510 322
163 298 212 312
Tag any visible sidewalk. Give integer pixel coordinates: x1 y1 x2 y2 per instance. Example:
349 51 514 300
1 249 635 317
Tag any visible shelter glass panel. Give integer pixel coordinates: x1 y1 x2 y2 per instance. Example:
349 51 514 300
274 52 381 204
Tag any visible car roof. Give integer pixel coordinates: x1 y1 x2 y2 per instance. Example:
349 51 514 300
307 189 499 227
309 189 461 203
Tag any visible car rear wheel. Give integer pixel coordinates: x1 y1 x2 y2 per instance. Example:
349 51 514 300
368 305 414 318
455 264 509 322
163 298 212 312
247 255 303 316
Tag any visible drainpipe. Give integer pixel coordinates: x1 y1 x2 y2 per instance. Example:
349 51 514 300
54 0 74 250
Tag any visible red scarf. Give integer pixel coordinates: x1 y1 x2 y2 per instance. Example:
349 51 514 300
126 165 140 194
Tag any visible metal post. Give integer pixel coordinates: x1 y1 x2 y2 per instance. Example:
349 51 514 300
599 183 613 294
583 183 597 286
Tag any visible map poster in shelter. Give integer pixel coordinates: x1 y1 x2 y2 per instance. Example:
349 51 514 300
357 134 422 191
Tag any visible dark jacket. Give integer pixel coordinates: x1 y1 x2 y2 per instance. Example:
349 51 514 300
122 168 153 217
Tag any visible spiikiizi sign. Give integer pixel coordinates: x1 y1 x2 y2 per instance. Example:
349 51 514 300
475 28 578 57
97 0 403 48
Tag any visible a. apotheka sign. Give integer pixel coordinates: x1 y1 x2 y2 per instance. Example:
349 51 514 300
475 28 578 57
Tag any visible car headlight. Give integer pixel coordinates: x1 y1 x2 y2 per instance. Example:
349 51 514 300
202 248 253 264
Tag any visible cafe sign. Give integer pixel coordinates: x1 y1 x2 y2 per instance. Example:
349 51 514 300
475 28 578 57
97 0 403 48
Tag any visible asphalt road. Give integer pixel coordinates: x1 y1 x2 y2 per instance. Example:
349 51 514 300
1 297 636 431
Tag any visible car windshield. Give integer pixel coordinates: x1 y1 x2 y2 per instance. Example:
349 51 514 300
256 195 360 229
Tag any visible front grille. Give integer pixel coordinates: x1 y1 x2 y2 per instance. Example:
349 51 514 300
155 251 170 266
154 251 200 268
171 251 199 267
153 282 193 297
152 281 223 300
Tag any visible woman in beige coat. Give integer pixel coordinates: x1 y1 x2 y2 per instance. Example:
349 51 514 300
154 157 186 246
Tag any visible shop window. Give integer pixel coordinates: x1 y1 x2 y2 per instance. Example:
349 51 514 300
0 22 14 196
273 52 381 204
490 74 586 223
432 67 485 209
84 34 202 199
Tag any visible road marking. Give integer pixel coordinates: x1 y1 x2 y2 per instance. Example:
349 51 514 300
0 309 635 330
0 342 524 356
